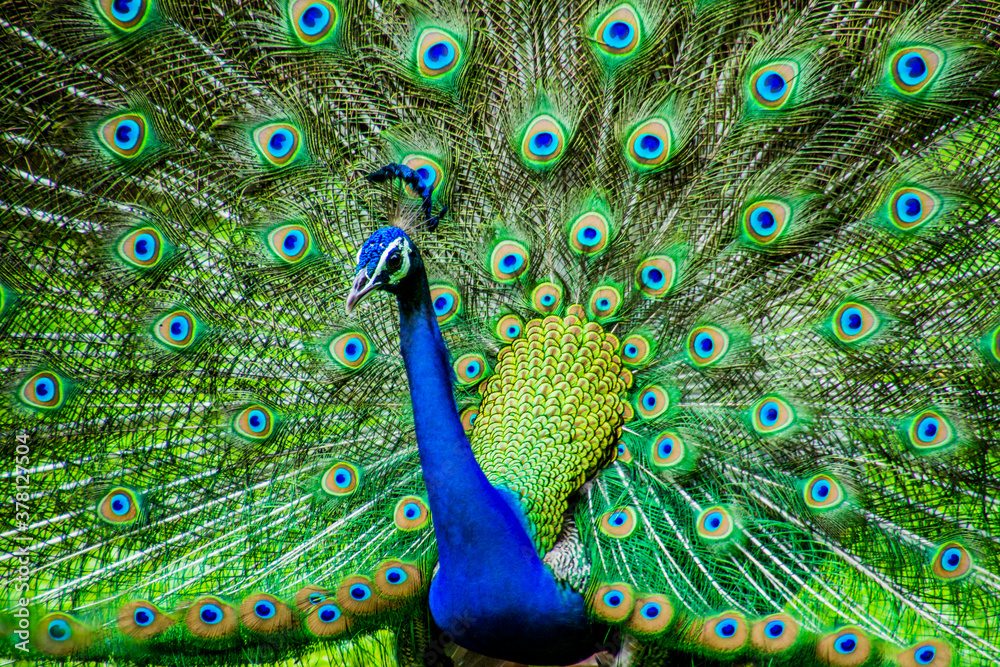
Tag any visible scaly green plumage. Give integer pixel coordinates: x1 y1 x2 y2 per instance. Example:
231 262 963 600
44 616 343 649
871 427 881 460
2 0 999 665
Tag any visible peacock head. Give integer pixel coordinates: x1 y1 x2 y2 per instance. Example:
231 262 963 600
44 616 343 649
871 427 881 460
346 226 422 313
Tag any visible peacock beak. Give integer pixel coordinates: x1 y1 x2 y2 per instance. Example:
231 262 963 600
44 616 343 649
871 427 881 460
345 269 378 314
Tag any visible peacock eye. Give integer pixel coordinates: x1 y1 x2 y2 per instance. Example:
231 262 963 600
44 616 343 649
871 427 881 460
386 253 403 271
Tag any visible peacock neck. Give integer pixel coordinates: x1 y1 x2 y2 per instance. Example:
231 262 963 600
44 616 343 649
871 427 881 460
394 270 595 665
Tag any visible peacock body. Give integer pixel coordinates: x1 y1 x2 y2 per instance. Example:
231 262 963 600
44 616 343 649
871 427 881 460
1 0 999 666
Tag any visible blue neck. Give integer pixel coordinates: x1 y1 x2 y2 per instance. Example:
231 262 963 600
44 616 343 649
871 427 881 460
395 272 596 665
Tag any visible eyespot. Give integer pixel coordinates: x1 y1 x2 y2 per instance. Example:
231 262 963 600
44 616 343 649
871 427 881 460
751 396 795 436
686 325 729 368
749 61 798 109
627 594 673 636
817 628 871 665
984 325 1000 365
931 542 972 580
905 410 955 451
98 487 141 525
152 309 198 351
696 506 734 541
614 441 633 463
253 123 303 167
888 187 942 231
394 495 431 531
35 613 91 656
294 586 329 612
521 115 567 166
803 474 844 511
589 285 622 320
290 0 338 45
99 113 150 159
898 639 951 667
594 4 641 56
95 0 152 31
699 613 747 651
416 28 462 78
633 384 668 420
650 431 684 469
267 224 312 264
890 46 943 95
321 462 360 496
118 600 175 639
495 314 524 343
307 603 348 637
186 598 237 638
599 507 637 538
328 331 372 370
569 212 611 255
831 302 881 344
460 407 479 434
231 405 275 441
429 283 462 325
375 560 422 599
117 226 166 269
591 583 634 622
531 282 563 313
634 255 676 298
336 576 379 615
742 200 791 246
489 240 529 283
402 154 445 197
19 371 65 410
240 594 294 634
619 334 653 367
626 119 670 169
454 353 488 386
751 614 799 653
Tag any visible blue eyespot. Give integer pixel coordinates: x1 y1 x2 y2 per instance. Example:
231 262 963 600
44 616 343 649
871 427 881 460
704 511 723 530
113 119 141 150
255 601 276 619
658 438 673 458
464 361 480 378
617 443 626 455
247 409 268 434
624 344 639 358
642 390 657 408
609 511 628 526
350 583 372 601
433 293 454 316
112 0 141 21
423 41 455 71
506 324 520 338
199 603 223 625
342 337 364 363
282 230 305 253
404 502 420 519
749 207 777 237
415 164 438 187
632 133 663 160
334 469 352 489
308 593 326 605
693 332 714 359
267 129 295 159
756 71 787 101
47 619 71 641
501 253 525 272
299 4 330 36
133 233 156 261
914 645 936 665
715 619 737 638
640 266 665 290
110 493 131 516
168 315 189 342
134 607 154 626
318 603 340 622
602 591 623 607
896 193 923 223
577 226 602 247
839 307 864 335
385 567 408 584
597 298 611 311
941 547 962 572
810 481 831 502
765 619 785 637
834 633 858 654
641 602 661 619
602 21 633 49
541 294 555 306
34 376 55 399
528 131 557 157
759 401 779 427
897 54 928 86
917 416 940 443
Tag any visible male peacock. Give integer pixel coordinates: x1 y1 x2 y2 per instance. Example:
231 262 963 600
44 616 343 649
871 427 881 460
1 0 999 666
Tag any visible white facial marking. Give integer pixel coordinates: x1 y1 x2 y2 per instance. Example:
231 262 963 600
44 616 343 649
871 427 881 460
373 237 412 286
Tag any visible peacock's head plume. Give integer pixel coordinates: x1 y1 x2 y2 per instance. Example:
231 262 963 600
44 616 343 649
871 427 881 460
346 227 421 313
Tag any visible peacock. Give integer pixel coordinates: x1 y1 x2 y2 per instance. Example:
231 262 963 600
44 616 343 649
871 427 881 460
2 0 1000 665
